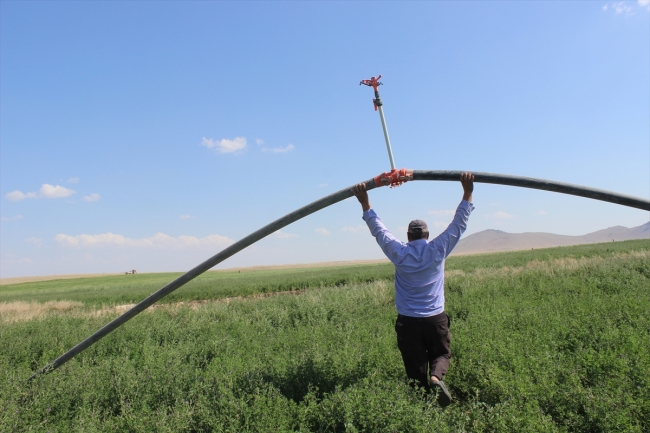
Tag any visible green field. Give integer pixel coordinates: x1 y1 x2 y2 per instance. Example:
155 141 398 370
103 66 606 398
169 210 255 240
2 240 649 432
0 263 396 308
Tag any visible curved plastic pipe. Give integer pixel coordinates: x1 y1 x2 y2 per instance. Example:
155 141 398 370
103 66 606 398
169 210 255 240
414 171 649 210
28 170 650 380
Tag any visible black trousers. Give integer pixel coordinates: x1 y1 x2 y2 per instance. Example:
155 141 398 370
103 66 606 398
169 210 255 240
394 311 451 390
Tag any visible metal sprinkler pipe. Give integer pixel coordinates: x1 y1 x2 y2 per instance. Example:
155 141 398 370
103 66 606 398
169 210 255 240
377 103 395 170
28 170 649 381
360 75 396 170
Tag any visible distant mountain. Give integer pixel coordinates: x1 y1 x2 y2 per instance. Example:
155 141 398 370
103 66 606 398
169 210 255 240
451 221 650 255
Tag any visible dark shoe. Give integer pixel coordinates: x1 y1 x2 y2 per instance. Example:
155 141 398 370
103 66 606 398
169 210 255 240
430 378 452 407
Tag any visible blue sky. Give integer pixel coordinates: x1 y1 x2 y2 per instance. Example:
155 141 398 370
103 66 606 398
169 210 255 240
1 1 648 278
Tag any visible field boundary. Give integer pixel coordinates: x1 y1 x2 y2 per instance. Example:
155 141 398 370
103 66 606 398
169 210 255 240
0 259 392 286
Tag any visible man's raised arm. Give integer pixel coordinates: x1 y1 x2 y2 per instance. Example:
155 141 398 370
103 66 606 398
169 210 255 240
352 182 406 264
433 172 475 257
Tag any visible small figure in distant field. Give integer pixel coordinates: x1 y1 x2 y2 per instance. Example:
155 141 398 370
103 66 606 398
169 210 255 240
132 269 137 274
351 172 475 407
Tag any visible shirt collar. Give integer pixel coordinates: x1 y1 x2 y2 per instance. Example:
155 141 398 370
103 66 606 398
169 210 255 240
408 238 428 246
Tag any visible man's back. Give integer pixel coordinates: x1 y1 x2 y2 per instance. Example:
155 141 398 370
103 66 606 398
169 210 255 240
362 200 474 317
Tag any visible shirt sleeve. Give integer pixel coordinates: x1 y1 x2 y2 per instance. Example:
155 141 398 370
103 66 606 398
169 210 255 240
362 209 406 264
432 200 474 258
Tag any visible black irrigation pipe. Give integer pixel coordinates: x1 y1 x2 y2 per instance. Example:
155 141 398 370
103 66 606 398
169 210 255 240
414 171 650 210
28 170 650 381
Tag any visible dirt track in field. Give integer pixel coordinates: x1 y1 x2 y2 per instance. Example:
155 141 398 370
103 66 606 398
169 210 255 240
0 273 122 285
0 286 317 323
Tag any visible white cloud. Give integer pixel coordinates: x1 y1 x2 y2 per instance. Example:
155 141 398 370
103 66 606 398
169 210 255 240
24 237 43 246
603 1 635 14
180 214 195 220
486 211 515 220
318 183 328 188
83 193 101 202
255 138 265 145
274 231 298 239
536 210 548 215
39 184 76 198
67 177 79 184
341 224 367 233
1 253 32 265
315 227 331 236
602 0 648 13
428 209 454 217
38 183 77 198
201 137 247 154
1 214 23 222
263 144 295 153
431 221 449 229
54 232 234 249
6 191 35 201
614 1 633 13
5 184 75 201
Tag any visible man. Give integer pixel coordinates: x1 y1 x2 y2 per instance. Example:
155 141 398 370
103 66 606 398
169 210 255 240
351 172 475 407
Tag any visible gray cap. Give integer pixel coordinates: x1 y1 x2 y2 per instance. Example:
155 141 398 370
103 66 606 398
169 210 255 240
407 219 429 234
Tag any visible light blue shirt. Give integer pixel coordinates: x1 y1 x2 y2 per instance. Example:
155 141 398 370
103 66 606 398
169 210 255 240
362 200 474 317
